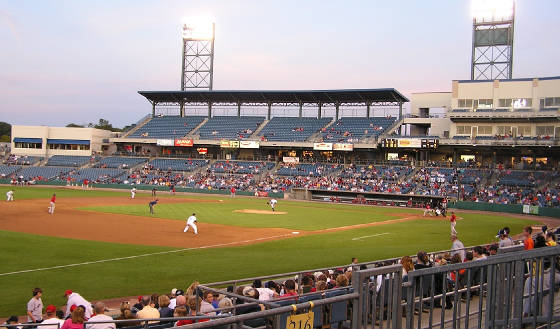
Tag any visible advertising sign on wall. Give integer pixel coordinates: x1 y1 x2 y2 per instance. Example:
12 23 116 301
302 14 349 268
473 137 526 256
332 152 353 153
157 139 175 146
333 143 354 151
239 141 260 149
174 139 194 147
313 142 333 151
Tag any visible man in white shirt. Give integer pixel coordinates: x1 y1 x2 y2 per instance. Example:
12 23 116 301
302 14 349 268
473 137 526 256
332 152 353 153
27 288 43 323
6 190 14 202
64 290 93 319
269 198 277 212
183 213 198 234
86 302 115 329
131 187 137 199
252 280 278 301
450 235 466 262
41 305 65 329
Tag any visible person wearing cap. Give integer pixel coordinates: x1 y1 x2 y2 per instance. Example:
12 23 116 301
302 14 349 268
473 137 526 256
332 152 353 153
64 290 93 319
168 289 183 310
2 315 21 329
26 287 43 324
48 193 56 214
42 305 65 329
499 227 514 248
86 302 115 329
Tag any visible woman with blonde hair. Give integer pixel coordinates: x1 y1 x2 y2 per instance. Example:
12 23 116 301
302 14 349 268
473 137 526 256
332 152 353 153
116 302 137 328
61 306 85 329
158 295 173 320
185 281 200 296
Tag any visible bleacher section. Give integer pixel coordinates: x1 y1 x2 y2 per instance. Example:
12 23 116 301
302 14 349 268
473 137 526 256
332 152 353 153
148 159 209 172
5 156 43 165
62 168 125 183
496 170 555 187
197 116 265 140
17 166 73 180
259 117 332 141
210 161 275 174
46 155 92 167
96 157 148 168
320 117 396 142
128 116 206 139
0 165 21 177
339 165 412 181
276 163 342 176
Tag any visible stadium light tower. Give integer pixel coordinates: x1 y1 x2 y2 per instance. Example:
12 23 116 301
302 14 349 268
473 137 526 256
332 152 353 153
181 18 215 90
470 0 515 80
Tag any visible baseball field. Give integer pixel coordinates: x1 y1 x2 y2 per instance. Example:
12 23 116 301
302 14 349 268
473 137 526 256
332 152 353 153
0 186 542 317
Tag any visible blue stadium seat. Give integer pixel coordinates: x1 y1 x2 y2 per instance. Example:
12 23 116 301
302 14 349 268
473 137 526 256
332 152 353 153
210 161 274 174
148 159 209 172
97 157 148 168
47 155 92 167
259 117 332 141
320 117 395 142
0 165 21 177
128 116 206 139
197 116 265 140
17 166 73 180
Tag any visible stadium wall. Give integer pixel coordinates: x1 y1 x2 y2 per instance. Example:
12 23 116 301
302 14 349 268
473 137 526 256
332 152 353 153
453 201 560 219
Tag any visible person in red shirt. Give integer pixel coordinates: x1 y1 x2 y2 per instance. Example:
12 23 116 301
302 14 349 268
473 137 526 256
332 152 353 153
523 226 534 250
280 279 298 301
230 187 236 198
450 212 457 235
48 193 56 214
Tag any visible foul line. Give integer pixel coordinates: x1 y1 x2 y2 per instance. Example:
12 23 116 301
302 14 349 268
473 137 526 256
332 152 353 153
351 233 390 241
0 233 295 277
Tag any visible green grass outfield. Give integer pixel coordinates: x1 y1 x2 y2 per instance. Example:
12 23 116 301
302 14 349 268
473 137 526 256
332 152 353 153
0 186 537 317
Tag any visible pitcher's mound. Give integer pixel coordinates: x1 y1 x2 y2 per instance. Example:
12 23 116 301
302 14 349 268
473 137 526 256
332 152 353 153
234 209 287 215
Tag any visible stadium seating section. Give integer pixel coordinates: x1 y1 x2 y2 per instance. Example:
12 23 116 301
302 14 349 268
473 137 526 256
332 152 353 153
46 155 92 167
0 165 21 177
148 159 209 172
96 157 148 168
259 117 333 141
197 116 265 140
17 166 73 180
62 168 126 183
128 116 206 139
5 156 43 165
320 117 396 142
276 163 342 176
210 161 275 174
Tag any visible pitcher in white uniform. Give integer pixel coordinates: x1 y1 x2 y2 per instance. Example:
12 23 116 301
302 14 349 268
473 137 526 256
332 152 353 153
269 198 277 212
184 213 198 234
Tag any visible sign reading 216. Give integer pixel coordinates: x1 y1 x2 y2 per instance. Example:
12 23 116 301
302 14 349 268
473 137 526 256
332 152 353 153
287 312 314 329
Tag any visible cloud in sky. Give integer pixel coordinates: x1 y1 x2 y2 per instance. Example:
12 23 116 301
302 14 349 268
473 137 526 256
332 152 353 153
0 0 558 127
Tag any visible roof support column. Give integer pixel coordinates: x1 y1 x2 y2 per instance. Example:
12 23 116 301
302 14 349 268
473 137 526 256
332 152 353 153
299 102 303 118
318 102 322 119
399 102 403 119
237 102 241 117
151 101 156 117
366 102 371 118
208 102 212 118
335 103 340 120
267 103 272 120
179 102 185 117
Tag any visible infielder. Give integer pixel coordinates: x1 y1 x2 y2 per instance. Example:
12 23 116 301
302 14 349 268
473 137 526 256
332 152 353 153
6 190 14 202
149 199 158 215
48 193 56 214
184 213 198 234
268 198 278 212
450 212 458 235
131 187 137 199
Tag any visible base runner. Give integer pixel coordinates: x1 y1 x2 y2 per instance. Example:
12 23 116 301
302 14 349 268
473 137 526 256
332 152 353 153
184 213 198 234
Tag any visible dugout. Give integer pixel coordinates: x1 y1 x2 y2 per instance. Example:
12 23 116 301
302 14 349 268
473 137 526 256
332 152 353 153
291 188 445 207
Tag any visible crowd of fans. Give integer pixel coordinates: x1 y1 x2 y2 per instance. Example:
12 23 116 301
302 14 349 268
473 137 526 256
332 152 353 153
6 226 558 328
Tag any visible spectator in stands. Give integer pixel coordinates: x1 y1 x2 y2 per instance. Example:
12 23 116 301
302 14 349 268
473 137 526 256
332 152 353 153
115 302 136 328
237 287 263 314
172 306 189 326
61 306 86 329
401 256 414 279
545 231 557 246
280 279 298 299
169 289 184 309
64 290 93 319
499 227 514 248
414 251 431 270
26 287 43 324
175 295 187 309
136 296 159 323
523 226 534 250
218 298 233 315
334 274 349 288
451 235 466 261
42 305 65 329
472 246 487 261
3 316 21 329
253 279 277 301
315 281 328 292
199 291 216 316
158 295 173 319
86 302 115 329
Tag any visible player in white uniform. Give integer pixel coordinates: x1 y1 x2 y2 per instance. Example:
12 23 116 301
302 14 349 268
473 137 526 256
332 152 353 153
184 213 198 234
6 190 14 202
269 198 278 212
131 187 137 199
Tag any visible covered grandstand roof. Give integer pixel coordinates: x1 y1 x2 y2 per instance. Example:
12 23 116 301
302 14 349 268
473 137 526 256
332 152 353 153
138 89 409 104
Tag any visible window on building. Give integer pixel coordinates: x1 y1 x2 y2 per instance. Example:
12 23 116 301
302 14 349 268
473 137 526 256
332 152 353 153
456 126 471 135
541 97 560 108
474 99 493 109
478 126 493 135
498 99 512 108
517 126 531 136
458 99 473 108
497 126 512 135
536 126 555 136
512 98 532 108
14 142 42 149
